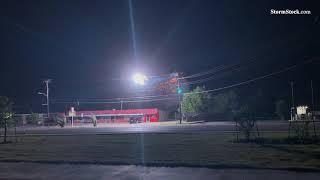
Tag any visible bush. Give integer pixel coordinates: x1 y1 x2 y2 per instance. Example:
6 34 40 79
54 115 66 128
27 113 39 124
91 115 97 127
275 100 288 120
234 105 258 141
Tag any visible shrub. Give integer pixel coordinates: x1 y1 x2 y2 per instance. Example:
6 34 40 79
234 105 258 141
91 115 97 127
55 115 66 128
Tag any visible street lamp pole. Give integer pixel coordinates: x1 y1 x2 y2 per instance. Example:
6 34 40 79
311 80 315 115
311 80 317 137
46 79 50 118
177 78 182 124
290 81 295 121
38 79 51 119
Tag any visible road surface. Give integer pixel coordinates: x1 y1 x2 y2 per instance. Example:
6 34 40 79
6 121 312 136
0 162 319 180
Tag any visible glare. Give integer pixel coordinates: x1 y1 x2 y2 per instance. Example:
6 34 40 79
132 73 148 85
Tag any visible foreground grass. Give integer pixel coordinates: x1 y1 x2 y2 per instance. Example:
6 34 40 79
0 133 320 170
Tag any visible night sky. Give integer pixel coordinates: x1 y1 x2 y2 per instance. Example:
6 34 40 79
0 0 320 113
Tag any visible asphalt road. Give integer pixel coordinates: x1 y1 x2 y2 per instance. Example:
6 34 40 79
0 162 319 180
6 121 312 136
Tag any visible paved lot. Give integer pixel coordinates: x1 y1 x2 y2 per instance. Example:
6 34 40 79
0 162 319 180
7 121 301 136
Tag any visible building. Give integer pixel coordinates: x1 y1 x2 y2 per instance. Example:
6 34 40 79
13 108 169 126
68 108 163 124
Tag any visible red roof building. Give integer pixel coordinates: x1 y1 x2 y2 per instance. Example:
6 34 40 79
69 108 160 124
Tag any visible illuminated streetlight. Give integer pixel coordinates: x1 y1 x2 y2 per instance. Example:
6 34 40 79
132 73 148 85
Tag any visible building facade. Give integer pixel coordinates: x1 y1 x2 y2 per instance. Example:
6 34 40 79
68 108 161 124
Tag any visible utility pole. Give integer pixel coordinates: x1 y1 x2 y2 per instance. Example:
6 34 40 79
311 80 317 137
311 80 315 114
45 79 50 118
117 98 123 110
177 77 182 124
38 79 51 119
290 81 295 107
290 81 295 121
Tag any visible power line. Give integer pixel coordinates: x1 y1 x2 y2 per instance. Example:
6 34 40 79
179 29 304 82
52 93 178 103
52 58 316 105
181 62 249 85
179 58 259 86
184 58 316 95
52 58 317 104
179 64 229 79
111 73 172 81
179 60 253 80
52 96 179 104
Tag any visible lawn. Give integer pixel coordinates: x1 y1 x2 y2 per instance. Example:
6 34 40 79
0 132 320 171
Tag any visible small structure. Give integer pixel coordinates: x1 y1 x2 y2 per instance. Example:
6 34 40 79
289 105 317 138
13 108 169 126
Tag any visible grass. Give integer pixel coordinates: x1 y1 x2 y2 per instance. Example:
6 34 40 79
0 132 320 171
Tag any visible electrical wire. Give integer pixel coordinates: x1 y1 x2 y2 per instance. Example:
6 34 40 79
179 29 304 82
184 58 316 95
52 58 316 104
52 96 179 104
52 92 178 103
181 62 251 85
179 61 250 80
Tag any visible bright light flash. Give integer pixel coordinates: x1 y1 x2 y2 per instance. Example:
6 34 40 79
132 73 148 85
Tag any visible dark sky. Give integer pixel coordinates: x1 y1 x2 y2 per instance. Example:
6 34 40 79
0 0 319 112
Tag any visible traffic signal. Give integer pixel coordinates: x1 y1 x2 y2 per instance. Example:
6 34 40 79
177 87 182 94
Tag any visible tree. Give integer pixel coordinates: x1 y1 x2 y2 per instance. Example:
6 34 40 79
91 115 97 127
0 96 14 143
181 86 207 115
275 100 288 120
207 90 238 117
27 113 40 124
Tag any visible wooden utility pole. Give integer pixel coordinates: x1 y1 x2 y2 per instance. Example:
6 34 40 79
290 81 295 121
311 80 317 137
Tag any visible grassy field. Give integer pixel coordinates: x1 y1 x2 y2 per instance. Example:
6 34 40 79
0 132 320 171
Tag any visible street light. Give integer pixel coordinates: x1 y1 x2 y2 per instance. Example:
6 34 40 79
37 92 46 96
38 79 51 119
132 73 148 85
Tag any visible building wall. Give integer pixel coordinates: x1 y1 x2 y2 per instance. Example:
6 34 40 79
158 110 169 121
70 108 160 123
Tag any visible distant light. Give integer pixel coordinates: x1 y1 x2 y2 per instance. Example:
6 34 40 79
297 106 308 115
132 73 148 85
177 87 183 94
37 92 46 96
